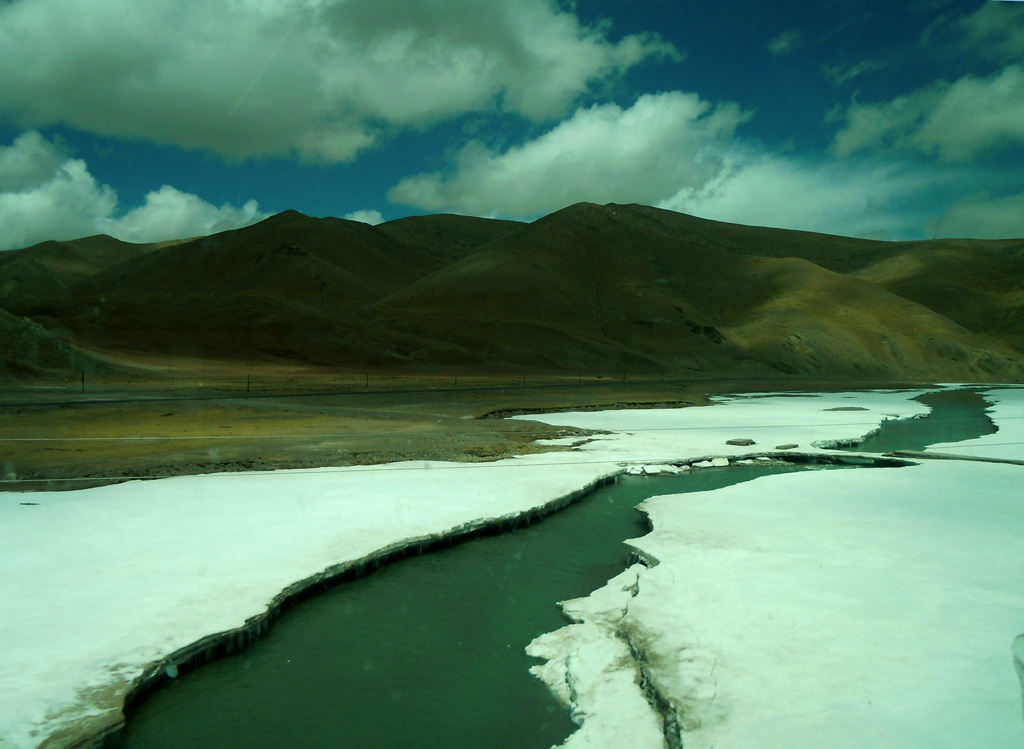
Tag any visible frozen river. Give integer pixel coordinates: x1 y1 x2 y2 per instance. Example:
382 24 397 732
115 466 832 748
1 386 1022 748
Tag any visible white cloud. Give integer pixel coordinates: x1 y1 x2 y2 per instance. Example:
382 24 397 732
833 65 1024 161
658 150 939 240
389 92 749 217
343 209 384 225
388 89 989 240
930 0 1024 61
0 130 68 191
0 0 676 163
821 59 887 87
396 91 1007 241
768 30 803 56
936 190 1024 239
0 131 266 251
108 186 265 244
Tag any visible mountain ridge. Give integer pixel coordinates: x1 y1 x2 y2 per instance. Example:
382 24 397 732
1 203 1022 382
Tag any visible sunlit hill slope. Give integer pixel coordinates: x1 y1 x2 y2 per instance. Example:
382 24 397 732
1 203 1022 382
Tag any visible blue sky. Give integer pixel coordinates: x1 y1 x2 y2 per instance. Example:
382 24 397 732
1 0 1022 251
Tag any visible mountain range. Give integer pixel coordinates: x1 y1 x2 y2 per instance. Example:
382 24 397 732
2 202 1022 382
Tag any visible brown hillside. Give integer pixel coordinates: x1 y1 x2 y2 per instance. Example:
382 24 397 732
851 240 1024 353
0 234 163 302
1 203 1022 382
374 213 523 266
2 211 522 368
371 203 1022 378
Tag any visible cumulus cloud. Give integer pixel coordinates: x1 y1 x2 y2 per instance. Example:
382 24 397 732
0 130 69 192
108 187 265 244
388 89 979 239
343 209 384 225
936 190 1024 239
389 92 749 217
0 0 676 163
384 82 996 240
832 65 1024 161
0 131 266 251
658 150 940 240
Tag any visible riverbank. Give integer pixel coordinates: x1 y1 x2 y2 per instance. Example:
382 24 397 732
0 387 941 748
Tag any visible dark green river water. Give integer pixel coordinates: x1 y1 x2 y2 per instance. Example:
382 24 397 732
114 388 995 749
839 387 995 453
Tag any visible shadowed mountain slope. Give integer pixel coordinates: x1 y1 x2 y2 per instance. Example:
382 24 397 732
369 204 1023 378
1 203 1022 381
0 234 165 301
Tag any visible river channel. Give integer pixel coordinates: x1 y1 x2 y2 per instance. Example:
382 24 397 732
114 388 995 749
838 387 995 452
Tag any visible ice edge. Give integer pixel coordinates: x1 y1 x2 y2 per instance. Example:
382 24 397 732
71 472 625 749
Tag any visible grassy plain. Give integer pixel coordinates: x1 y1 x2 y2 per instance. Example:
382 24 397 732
1 366 933 492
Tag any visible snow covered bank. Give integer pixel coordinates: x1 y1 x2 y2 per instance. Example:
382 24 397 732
527 388 1024 748
0 459 620 748
624 461 1023 748
517 389 933 461
0 388 948 748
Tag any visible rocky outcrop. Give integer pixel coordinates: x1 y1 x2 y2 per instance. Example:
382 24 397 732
0 309 79 380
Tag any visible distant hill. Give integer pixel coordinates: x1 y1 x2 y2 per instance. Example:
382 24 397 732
2 203 1022 382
